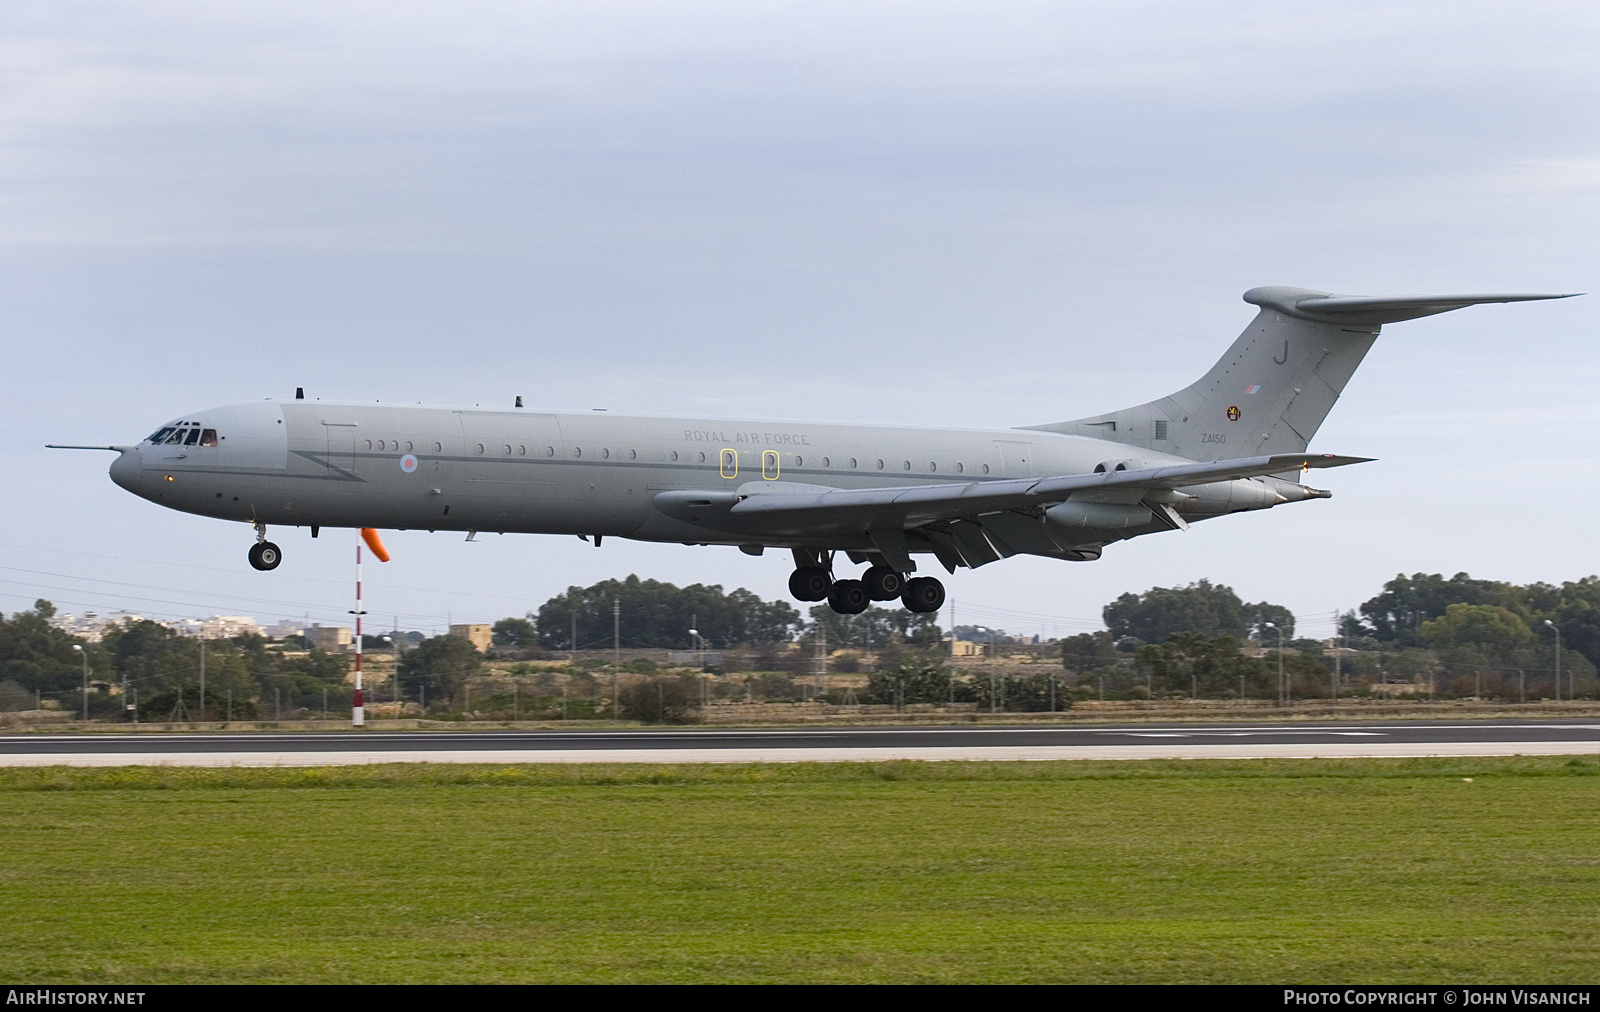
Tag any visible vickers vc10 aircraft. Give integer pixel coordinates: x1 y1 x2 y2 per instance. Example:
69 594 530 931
55 286 1572 615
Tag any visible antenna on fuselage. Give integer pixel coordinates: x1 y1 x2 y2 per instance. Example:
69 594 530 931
295 387 304 400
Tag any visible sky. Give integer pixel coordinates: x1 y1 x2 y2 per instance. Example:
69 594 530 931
4 1 1598 642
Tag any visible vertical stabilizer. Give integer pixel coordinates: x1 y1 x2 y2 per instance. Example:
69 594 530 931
1021 286 1575 462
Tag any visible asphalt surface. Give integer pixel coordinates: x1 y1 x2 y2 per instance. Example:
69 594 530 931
3 719 1598 766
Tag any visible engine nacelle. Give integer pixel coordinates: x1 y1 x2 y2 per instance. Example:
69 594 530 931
1093 459 1149 474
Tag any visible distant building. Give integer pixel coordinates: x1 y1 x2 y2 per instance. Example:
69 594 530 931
267 619 307 640
305 624 353 651
1369 681 1425 696
449 624 493 653
48 611 146 643
943 638 984 657
176 615 265 640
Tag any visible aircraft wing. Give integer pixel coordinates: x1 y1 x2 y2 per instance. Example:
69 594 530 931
725 452 1371 528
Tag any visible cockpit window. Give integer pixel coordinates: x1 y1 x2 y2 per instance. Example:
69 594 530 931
148 427 176 444
200 429 217 447
183 428 202 446
162 428 188 444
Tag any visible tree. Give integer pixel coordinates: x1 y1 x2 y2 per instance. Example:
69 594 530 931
972 671 1068 712
1060 631 1119 674
398 635 483 703
617 675 699 724
807 605 941 657
531 576 802 650
1135 633 1270 697
1103 580 1250 643
492 617 538 648
1353 573 1520 646
1421 604 1535 657
0 601 102 693
1247 603 1297 642
866 657 972 705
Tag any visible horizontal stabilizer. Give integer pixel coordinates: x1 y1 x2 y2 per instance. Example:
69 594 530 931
1244 287 1579 326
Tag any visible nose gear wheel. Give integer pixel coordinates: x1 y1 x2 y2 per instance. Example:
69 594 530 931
248 541 282 571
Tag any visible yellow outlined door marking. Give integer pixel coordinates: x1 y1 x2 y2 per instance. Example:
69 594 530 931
720 448 738 479
762 449 780 480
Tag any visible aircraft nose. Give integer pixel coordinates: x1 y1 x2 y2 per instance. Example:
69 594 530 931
109 448 143 493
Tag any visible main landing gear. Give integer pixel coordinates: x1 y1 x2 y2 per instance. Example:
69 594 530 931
248 523 282 571
789 556 944 614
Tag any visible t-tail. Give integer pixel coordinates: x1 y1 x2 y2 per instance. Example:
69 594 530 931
1022 286 1578 461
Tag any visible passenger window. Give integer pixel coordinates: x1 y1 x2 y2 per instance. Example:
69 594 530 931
956 462 964 474
822 456 830 467
670 451 679 462
628 449 637 460
876 459 885 470
201 429 217 447
794 455 802 467
184 428 201 446
518 445 526 456
849 458 857 469
982 464 990 475
928 462 936 472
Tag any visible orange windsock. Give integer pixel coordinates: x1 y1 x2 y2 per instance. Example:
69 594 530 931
360 528 391 562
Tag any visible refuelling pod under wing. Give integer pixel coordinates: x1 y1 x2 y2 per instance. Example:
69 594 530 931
1179 475 1330 517
1044 501 1154 530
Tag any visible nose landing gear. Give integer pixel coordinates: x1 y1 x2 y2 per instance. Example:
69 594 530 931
248 541 282 571
248 522 282 571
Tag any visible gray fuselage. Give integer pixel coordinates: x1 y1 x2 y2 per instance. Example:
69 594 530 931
108 399 1276 559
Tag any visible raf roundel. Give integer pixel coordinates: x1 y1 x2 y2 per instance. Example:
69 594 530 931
400 453 419 473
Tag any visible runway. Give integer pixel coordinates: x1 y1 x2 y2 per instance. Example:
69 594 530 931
2 719 1598 766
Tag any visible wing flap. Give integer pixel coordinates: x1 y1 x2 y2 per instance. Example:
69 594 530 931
726 453 1371 526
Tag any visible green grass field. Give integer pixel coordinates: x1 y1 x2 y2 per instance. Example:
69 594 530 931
1 758 1597 983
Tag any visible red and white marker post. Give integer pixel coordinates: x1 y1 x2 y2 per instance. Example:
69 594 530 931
351 539 365 727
